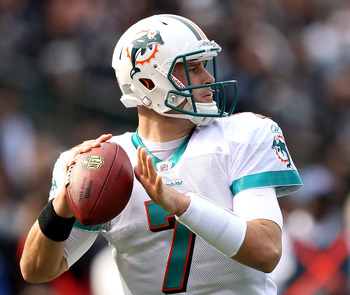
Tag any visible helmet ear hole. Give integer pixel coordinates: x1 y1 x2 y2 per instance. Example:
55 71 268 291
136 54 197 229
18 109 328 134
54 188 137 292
139 78 155 90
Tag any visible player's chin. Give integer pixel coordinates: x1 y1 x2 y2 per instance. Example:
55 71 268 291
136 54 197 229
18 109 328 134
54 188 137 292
198 94 214 103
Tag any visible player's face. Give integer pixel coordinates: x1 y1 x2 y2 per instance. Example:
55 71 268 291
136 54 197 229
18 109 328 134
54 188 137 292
172 61 215 103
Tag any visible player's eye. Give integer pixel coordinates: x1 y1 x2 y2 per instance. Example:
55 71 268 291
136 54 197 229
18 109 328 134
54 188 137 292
188 64 200 73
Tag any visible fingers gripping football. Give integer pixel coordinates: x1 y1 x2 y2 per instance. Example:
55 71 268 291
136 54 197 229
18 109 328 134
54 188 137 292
66 134 113 168
66 140 134 226
52 134 114 220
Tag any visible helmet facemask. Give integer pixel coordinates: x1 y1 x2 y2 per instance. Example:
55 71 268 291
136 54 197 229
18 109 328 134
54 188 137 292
163 48 238 125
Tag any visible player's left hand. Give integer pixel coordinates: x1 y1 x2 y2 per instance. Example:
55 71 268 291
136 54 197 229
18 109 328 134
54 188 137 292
134 147 190 216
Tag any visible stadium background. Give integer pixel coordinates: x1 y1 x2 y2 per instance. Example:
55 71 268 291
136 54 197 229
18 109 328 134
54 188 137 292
1 0 350 294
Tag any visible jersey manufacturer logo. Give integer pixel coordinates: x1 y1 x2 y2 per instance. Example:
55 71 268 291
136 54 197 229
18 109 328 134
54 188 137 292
271 124 282 133
166 180 183 187
81 154 105 171
126 30 164 78
272 135 293 169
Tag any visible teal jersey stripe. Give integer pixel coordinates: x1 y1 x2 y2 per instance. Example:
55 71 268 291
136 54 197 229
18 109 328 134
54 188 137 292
131 130 163 167
231 170 302 196
73 220 102 232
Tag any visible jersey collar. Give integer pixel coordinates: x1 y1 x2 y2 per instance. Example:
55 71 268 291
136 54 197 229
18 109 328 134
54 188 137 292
131 128 195 171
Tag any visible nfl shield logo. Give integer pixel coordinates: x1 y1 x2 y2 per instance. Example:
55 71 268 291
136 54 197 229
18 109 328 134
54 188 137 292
156 161 173 172
81 154 105 171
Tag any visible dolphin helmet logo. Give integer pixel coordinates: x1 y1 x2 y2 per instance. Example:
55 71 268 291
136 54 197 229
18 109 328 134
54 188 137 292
126 30 164 78
272 135 293 169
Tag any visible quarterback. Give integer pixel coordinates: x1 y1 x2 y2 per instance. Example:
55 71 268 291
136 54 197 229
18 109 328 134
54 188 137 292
20 14 302 294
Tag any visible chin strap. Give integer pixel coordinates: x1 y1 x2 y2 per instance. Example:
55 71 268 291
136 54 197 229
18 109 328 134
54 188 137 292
183 101 218 126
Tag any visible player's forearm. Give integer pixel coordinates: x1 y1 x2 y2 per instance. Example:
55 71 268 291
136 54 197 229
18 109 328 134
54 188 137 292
233 219 282 273
52 189 74 218
20 221 68 283
20 189 73 283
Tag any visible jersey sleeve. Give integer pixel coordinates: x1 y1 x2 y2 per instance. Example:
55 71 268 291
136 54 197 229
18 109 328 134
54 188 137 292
64 226 100 268
230 114 302 197
234 187 283 229
49 149 73 200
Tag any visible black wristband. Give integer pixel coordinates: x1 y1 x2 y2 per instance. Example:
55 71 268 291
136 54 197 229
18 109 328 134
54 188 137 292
38 199 76 242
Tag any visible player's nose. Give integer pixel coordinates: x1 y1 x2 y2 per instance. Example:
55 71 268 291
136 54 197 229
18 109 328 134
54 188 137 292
202 67 215 84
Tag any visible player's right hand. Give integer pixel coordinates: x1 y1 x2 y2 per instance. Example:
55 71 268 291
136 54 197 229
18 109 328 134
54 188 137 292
66 134 113 167
55 134 113 218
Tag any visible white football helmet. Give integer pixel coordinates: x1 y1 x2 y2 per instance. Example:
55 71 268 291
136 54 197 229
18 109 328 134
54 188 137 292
112 14 237 126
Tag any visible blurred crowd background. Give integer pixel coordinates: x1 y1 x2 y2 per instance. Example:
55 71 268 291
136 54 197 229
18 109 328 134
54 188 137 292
1 0 350 294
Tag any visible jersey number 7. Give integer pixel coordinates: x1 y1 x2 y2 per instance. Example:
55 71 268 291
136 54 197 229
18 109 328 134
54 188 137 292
145 200 196 294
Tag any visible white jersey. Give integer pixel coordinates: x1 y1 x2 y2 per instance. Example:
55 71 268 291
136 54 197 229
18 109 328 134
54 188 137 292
49 112 302 295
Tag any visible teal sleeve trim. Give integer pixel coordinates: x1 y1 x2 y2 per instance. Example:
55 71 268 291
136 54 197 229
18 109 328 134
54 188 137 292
231 170 302 196
73 220 102 232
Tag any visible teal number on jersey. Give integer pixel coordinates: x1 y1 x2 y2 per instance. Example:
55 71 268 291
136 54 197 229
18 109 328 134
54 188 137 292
145 201 196 294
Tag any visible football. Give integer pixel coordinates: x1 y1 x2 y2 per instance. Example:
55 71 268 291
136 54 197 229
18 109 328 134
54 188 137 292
66 142 134 226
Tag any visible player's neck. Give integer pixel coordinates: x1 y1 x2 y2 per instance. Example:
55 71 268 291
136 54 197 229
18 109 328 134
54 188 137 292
137 106 195 142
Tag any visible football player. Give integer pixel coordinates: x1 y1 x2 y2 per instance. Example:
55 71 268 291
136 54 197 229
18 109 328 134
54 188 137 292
20 14 302 294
